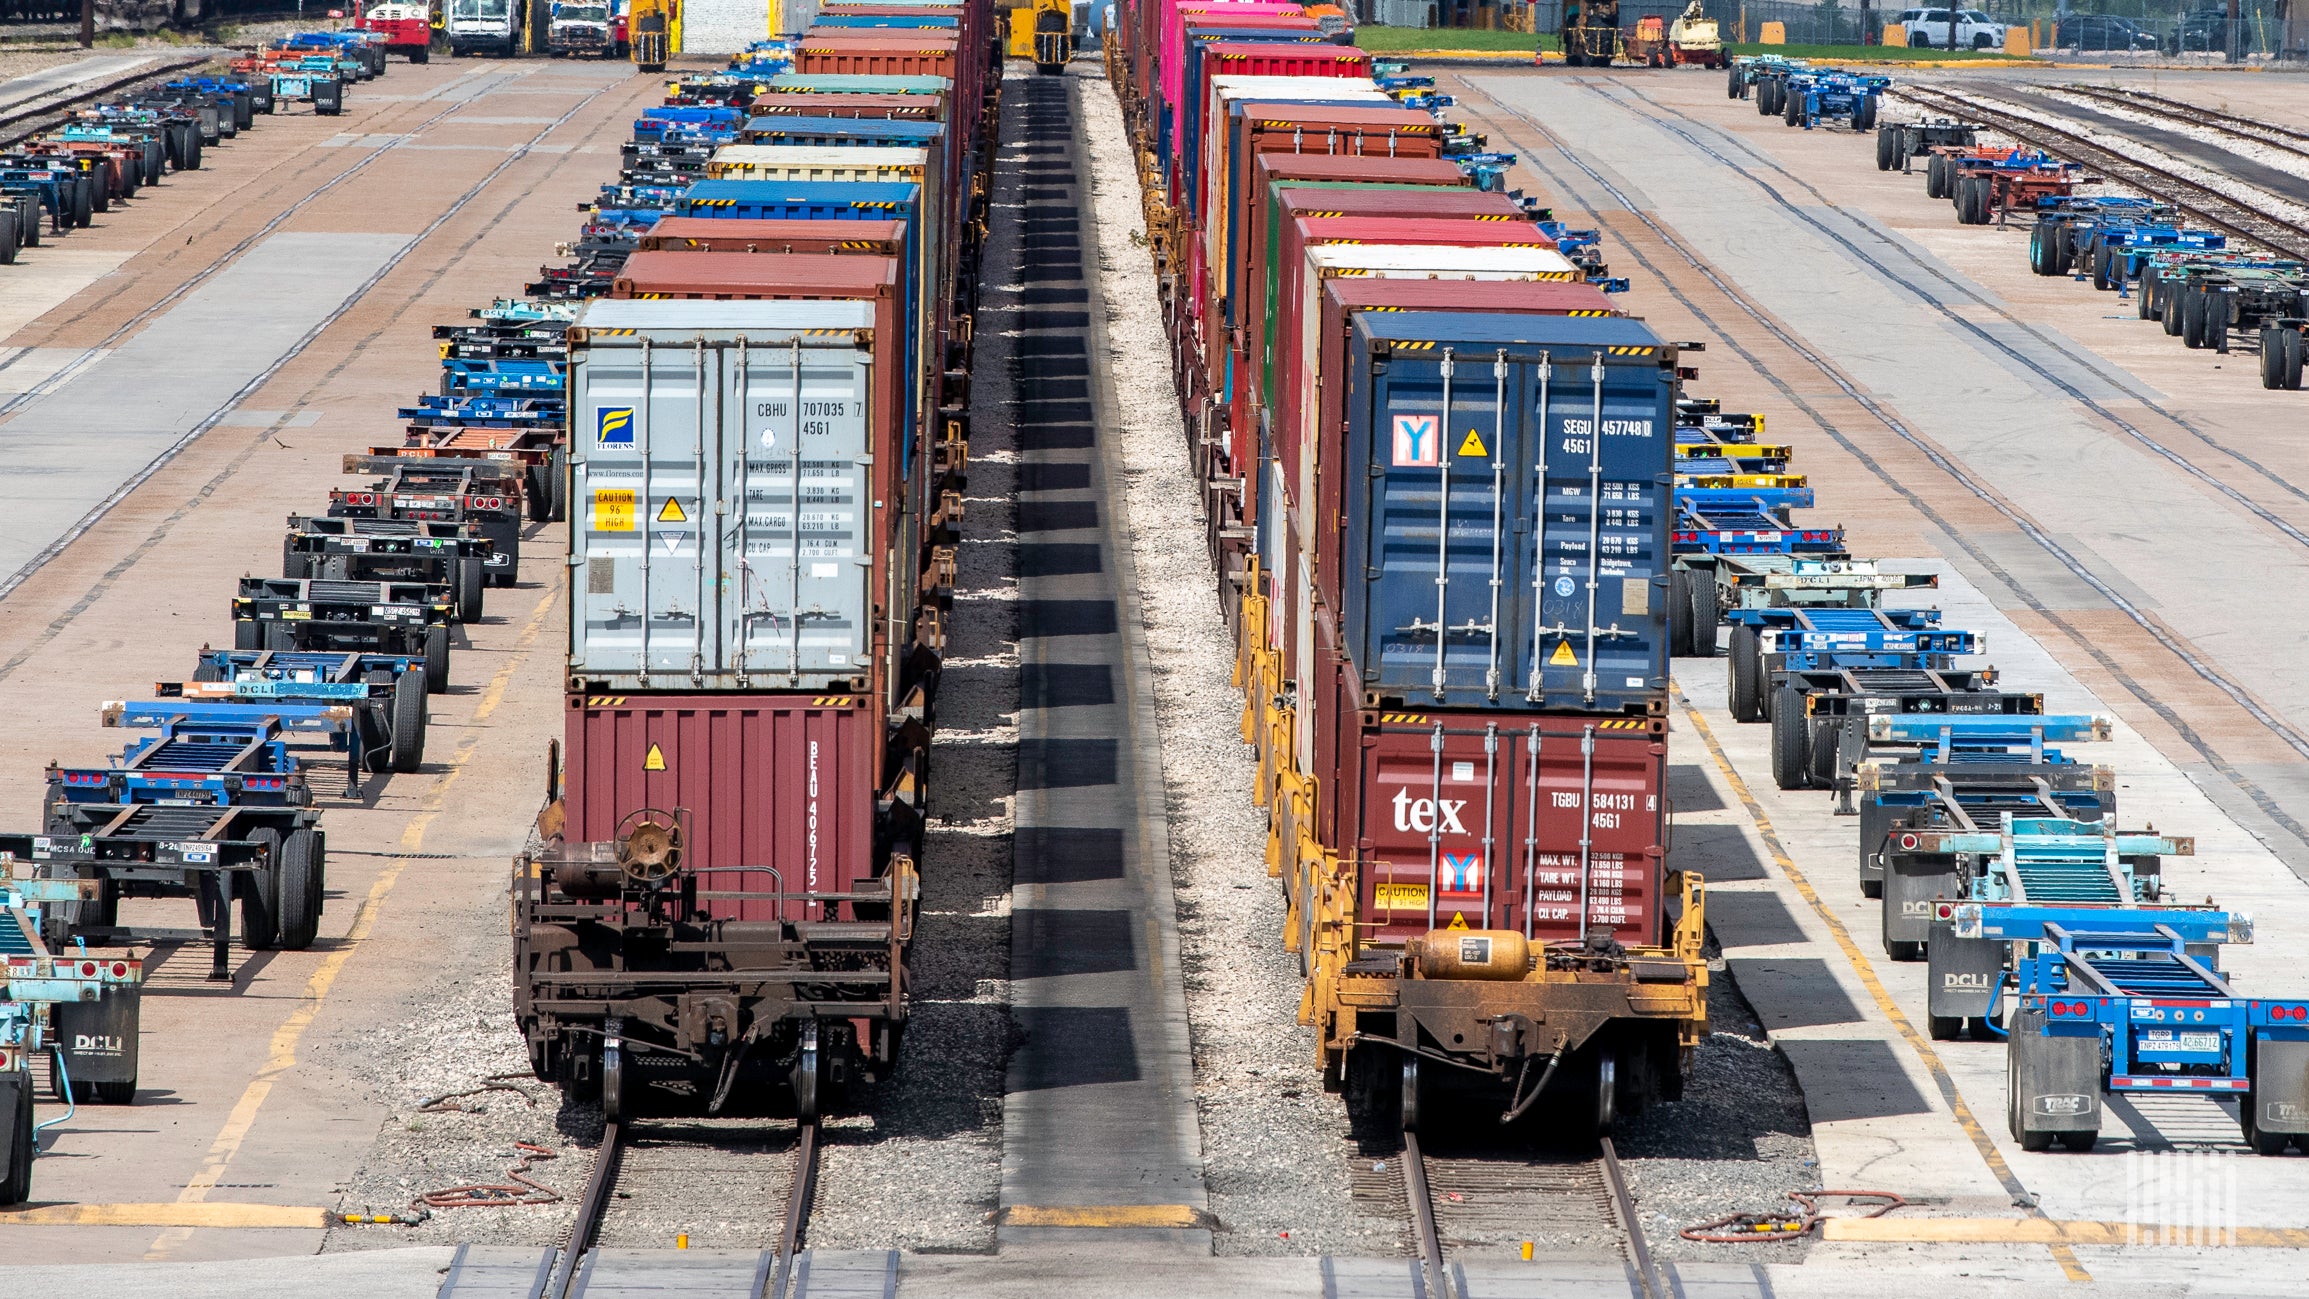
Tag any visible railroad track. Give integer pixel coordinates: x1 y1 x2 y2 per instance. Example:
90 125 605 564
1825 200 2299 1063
1895 85 2309 263
0 52 215 147
1366 1133 1663 1299
542 1116 821 1299
2054 84 2309 163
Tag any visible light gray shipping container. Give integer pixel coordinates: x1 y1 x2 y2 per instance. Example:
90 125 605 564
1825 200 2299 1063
566 299 905 694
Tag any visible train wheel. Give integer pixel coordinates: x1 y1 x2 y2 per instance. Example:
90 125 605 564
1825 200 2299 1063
792 1021 821 1122
1592 1045 1618 1137
601 1028 627 1122
1400 1054 1423 1134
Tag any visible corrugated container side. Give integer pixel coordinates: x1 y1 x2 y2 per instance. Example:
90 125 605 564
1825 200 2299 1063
1330 701 1669 950
635 216 910 254
566 300 906 698
562 693 881 924
1337 312 1677 715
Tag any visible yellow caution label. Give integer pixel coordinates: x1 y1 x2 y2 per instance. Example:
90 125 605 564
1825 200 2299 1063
1549 641 1579 667
1446 912 1470 930
657 497 688 523
593 489 636 533
643 743 667 772
1456 429 1487 458
1374 883 1428 910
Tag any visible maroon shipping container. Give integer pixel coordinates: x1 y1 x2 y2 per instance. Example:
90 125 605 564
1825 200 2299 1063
1318 671 1669 950
562 694 884 923
796 34 961 90
747 92 944 121
634 216 909 255
1196 106 1449 409
1239 190 1527 445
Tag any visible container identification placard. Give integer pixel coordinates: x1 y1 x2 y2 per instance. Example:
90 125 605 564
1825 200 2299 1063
594 488 637 532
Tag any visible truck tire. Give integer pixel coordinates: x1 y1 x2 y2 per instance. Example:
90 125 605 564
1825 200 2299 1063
1685 567 1716 657
2139 271 2159 319
456 558 485 624
1876 127 1896 171
1809 723 1840 787
1856 95 1876 131
2163 282 2188 335
241 827 283 951
282 537 309 580
1771 688 1810 790
1926 154 1946 199
0 217 14 266
2264 329 2285 389
1667 569 1694 657
193 659 224 682
274 828 322 951
1727 63 1742 99
234 619 261 650
0 1080 30 1206
1782 90 1802 126
2283 327 2305 390
412 45 430 64
390 669 428 773
1728 625 1764 722
424 625 450 693
361 670 396 773
2181 286 2209 349
549 446 569 522
526 464 551 522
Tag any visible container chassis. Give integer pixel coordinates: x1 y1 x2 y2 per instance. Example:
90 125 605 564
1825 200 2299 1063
331 459 527 587
1854 712 2112 901
0 875 145 1201
233 576 453 693
1769 666 2041 793
1875 117 1979 171
283 515 488 625
187 648 429 774
514 807 912 1121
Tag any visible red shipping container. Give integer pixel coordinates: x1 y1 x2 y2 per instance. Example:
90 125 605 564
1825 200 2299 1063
1197 106 1447 409
795 33 964 96
1322 682 1668 951
1237 186 1522 444
747 92 944 121
635 216 908 254
562 694 884 924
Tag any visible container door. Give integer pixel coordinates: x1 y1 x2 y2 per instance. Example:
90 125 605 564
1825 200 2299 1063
1497 718 1665 947
574 336 721 680
1526 350 1671 709
727 337 876 682
1353 345 1523 706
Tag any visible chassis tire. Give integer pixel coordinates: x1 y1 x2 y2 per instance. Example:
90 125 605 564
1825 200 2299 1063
273 828 322 951
234 619 262 651
2245 1095 2292 1155
526 463 552 523
2182 286 2209 349
1770 687 1810 790
2139 271 2159 319
282 537 309 580
456 558 486 624
1667 569 1694 657
548 446 569 522
1876 126 1896 171
2264 329 2286 389
424 625 450 693
1728 625 1764 722
2283 327 2305 389
1728 63 1742 99
1929 1014 1963 1040
361 670 396 773
1685 566 1716 657
241 827 283 951
2164 282 2188 336
390 669 428 773
193 659 224 682
0 1082 30 1206
1926 153 1947 200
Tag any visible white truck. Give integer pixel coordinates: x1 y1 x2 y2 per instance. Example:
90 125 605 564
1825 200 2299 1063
549 0 617 55
447 0 521 56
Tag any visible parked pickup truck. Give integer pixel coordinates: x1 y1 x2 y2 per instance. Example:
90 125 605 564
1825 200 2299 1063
550 2 617 56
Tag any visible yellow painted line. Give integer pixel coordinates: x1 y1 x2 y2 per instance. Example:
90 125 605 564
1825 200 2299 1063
1823 1217 2309 1248
7 1202 329 1229
144 575 565 1259
1000 1204 1211 1229
1673 686 2091 1284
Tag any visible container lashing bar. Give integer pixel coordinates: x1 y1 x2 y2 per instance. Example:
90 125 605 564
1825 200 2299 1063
1483 350 1508 701
1429 350 1455 700
692 336 709 683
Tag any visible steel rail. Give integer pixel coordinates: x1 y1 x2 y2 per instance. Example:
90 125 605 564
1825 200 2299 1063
2055 84 2309 160
1400 1130 1452 1299
1894 86 2309 262
1599 1137 1664 1299
0 53 215 146
770 1119 822 1299
547 1116 626 1299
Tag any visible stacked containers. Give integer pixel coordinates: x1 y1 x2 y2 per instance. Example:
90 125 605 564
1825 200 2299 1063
1107 10 1706 1126
560 7 998 1000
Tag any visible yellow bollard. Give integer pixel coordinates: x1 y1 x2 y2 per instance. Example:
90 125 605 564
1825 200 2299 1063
1521 1241 1535 1261
676 1233 690 1249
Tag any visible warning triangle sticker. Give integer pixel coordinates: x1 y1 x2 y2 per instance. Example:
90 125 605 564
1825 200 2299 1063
1548 641 1579 667
1456 428 1487 458
1446 912 1470 931
657 497 688 523
643 743 667 772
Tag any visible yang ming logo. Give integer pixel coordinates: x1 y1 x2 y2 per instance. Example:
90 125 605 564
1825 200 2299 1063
598 407 635 447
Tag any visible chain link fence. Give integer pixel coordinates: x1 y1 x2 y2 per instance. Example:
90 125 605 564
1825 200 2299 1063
1357 0 2306 59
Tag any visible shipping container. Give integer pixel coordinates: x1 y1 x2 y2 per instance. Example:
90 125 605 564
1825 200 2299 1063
1174 38 1358 210
1336 311 1678 715
748 92 944 120
635 215 910 254
560 692 887 923
1155 15 1320 171
706 143 928 184
566 299 911 697
1328 700 1669 949
761 72 956 94
735 115 945 150
679 0 772 53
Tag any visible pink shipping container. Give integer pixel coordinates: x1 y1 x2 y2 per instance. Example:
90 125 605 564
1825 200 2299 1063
561 693 896 925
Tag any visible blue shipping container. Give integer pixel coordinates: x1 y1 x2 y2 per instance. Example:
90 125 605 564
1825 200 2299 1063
1341 311 1676 714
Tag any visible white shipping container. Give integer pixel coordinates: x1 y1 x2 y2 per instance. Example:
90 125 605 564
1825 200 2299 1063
706 144 930 184
568 300 900 692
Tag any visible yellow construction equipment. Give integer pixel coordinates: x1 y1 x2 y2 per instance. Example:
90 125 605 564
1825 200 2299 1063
1008 0 1071 74
630 0 670 71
